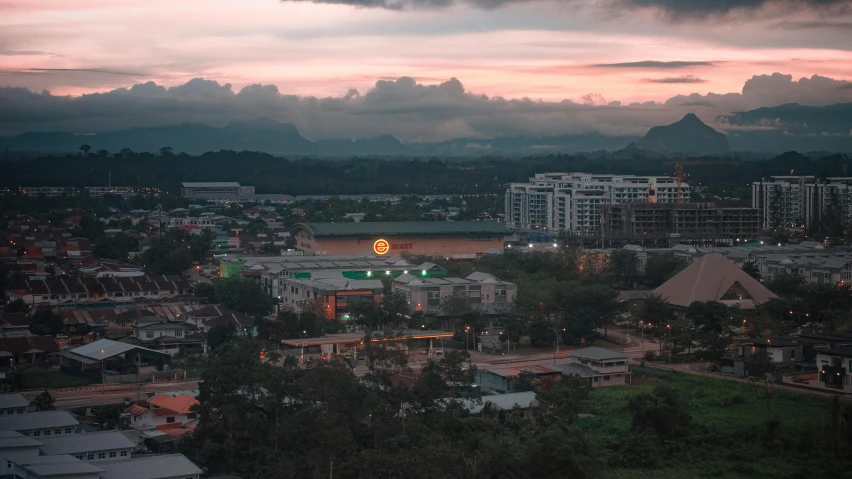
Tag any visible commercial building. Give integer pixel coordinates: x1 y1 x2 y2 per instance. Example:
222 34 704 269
392 272 516 316
602 202 760 247
291 221 510 258
18 186 78 197
84 186 135 197
180 182 255 199
280 272 385 320
505 173 691 234
218 253 443 300
280 330 453 357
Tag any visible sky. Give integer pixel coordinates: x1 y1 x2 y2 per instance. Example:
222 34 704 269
1 0 852 141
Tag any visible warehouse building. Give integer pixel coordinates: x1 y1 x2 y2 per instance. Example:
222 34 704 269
291 221 511 258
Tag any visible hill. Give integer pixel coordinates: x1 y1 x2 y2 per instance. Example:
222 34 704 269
634 113 731 155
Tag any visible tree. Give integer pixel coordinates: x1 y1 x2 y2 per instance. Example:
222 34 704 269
29 308 64 336
4 299 28 313
207 324 237 351
31 391 55 411
159 146 174 156
119 148 133 158
742 261 761 281
609 249 640 289
640 294 675 331
537 374 591 424
79 144 91 157
212 276 274 317
627 385 691 439
644 254 687 287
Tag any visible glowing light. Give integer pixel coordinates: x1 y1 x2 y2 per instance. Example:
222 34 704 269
373 239 389 255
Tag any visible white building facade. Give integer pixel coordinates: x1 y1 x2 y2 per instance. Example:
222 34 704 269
505 173 691 235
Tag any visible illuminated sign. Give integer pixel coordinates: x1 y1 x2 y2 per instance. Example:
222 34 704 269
373 239 390 255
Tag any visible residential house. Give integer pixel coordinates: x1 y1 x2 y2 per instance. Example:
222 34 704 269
554 347 631 387
125 394 198 436
0 336 59 365
0 430 43 459
811 348 852 392
0 410 80 437
133 317 205 356
95 454 203 479
719 338 804 377
0 393 30 416
182 305 256 336
0 313 30 338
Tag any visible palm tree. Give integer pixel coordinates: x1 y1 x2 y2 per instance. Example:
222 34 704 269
79 144 91 157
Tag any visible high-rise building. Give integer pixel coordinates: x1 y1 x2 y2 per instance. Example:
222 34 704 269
505 173 690 235
751 176 852 230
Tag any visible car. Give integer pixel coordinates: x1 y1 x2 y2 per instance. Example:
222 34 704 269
421 349 428 355
434 348 444 355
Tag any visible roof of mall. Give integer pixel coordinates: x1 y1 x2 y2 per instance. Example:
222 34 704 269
292 221 512 238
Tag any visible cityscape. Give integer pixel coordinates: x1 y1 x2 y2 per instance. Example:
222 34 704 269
2 1 852 479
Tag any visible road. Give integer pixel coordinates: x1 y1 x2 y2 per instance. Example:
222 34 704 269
19 380 201 409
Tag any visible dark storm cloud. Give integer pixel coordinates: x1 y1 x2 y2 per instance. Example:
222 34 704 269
592 61 713 69
280 0 852 16
2 73 852 140
643 76 707 84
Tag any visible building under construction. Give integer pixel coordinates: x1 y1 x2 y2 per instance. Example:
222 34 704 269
599 202 761 248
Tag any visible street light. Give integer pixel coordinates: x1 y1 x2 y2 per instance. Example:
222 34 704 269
639 321 645 356
666 324 672 363
465 326 471 351
789 311 809 328
550 328 560 365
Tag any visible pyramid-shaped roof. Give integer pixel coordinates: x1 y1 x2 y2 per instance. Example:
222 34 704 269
652 253 777 308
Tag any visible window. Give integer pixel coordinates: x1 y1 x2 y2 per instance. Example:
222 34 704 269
44 430 51 435
604 375 610 381
87 454 95 460
175 330 183 337
166 417 175 423
98 453 106 459
109 452 117 458
33 431 40 437
16 409 23 414
187 413 197 419
146 331 154 339
65 428 72 433
76 455 83 460
0 410 4 415
120 451 128 457
55 429 62 435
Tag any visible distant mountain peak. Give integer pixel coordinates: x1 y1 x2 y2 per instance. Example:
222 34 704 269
635 113 731 155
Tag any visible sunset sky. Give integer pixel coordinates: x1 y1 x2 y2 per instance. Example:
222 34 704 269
2 0 852 140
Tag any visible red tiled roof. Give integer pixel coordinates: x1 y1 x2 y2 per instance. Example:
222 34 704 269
125 403 149 417
148 394 198 415
156 422 196 437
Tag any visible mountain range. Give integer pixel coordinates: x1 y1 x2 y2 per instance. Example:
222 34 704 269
1 103 850 157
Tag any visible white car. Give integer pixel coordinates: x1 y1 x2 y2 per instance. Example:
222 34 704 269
434 348 444 355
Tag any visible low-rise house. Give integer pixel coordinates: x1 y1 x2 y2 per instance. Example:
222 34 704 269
719 338 804 377
3 454 106 479
555 347 631 387
0 410 79 437
38 430 135 461
0 313 31 338
475 365 562 393
60 338 171 379
453 391 538 420
125 394 198 436
811 348 852 392
182 305 256 336
133 317 205 356
0 336 59 365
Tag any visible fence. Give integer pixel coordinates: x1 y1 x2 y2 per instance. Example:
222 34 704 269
103 370 186 384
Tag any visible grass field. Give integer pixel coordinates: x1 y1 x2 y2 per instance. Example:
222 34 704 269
19 369 92 389
579 367 844 479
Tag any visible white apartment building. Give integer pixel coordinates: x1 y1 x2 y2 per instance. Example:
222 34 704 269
392 272 517 316
505 173 690 235
752 176 815 230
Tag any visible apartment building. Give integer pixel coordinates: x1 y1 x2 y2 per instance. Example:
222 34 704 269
505 173 690 235
602 202 760 246
392 272 517 316
751 176 852 230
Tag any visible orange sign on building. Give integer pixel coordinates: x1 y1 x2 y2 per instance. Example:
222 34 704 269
373 239 390 255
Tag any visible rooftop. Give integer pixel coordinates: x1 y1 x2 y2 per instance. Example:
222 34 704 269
65 338 169 361
0 393 30 410
95 454 203 479
38 430 135 456
4 454 105 478
293 221 512 238
570 346 627 361
454 391 538 414
181 182 241 188
0 410 79 432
